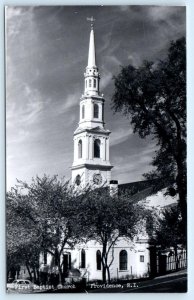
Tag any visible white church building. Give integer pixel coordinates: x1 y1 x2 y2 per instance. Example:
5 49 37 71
38 20 179 283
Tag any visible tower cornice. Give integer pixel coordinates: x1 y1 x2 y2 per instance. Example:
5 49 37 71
80 95 105 102
73 126 110 136
71 164 113 171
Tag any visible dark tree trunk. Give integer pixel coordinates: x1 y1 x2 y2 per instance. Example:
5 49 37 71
102 264 106 283
33 267 36 282
57 253 62 285
102 241 107 283
176 160 187 239
36 268 40 283
58 264 62 285
26 262 32 281
107 266 111 283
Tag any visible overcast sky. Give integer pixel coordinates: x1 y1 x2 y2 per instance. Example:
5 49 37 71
6 5 186 190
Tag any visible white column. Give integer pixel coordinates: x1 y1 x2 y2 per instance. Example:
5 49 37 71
82 136 86 160
79 103 82 122
74 138 78 161
106 138 109 161
91 101 93 120
86 135 89 160
89 135 93 160
100 103 102 122
74 138 76 161
102 102 104 123
102 137 106 161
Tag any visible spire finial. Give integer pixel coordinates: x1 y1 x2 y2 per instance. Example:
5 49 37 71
87 16 95 29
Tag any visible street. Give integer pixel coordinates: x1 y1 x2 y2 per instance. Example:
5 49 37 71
122 274 187 293
88 272 187 293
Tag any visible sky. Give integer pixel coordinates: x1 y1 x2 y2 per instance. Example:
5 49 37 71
6 5 186 190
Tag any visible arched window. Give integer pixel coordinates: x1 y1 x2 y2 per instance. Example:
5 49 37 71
94 139 100 158
94 104 99 118
119 250 128 270
78 140 82 158
82 105 85 119
96 250 101 270
81 249 86 268
94 79 96 88
89 79 92 87
75 174 81 186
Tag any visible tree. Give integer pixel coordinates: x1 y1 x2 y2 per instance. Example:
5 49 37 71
155 207 186 248
7 191 41 282
77 187 149 283
7 175 86 284
146 206 186 271
111 37 186 231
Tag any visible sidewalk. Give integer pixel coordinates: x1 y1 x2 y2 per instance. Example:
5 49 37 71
153 269 187 280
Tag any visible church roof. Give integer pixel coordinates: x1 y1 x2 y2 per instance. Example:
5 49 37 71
118 179 177 207
125 186 155 203
117 178 171 201
118 179 164 196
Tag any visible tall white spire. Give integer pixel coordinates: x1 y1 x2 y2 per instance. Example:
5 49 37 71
72 17 113 188
87 28 96 68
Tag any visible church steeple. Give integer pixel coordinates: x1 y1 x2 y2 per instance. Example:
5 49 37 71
71 18 113 188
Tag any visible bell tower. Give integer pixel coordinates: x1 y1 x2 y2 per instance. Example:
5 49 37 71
71 18 113 188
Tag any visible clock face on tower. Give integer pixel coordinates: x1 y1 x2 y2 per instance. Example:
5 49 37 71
93 174 102 185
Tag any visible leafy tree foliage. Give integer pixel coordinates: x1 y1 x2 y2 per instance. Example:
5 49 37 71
146 206 186 271
155 206 186 248
146 205 185 246
7 190 41 281
111 38 186 230
77 188 150 283
7 175 86 284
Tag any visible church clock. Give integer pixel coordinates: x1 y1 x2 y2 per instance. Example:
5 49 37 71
93 174 102 185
